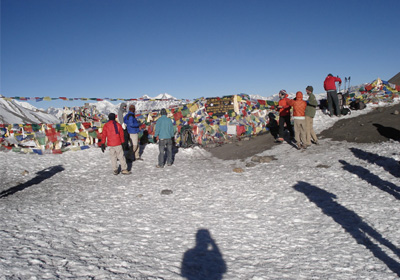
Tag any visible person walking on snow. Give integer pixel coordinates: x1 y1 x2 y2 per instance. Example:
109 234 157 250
100 113 131 175
276 90 294 142
324 73 342 117
304 86 319 146
124 105 141 161
287 91 308 149
154 108 175 168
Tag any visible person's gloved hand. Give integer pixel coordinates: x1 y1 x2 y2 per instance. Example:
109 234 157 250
101 144 106 153
122 123 127 130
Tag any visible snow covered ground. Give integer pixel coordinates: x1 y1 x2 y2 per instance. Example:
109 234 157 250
1 102 400 279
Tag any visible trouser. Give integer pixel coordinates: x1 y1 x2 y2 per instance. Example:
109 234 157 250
279 115 294 138
327 90 341 116
158 138 173 166
127 133 139 160
293 118 306 145
305 116 318 145
109 145 127 171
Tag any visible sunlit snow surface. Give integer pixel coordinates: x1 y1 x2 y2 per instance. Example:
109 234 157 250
1 102 400 279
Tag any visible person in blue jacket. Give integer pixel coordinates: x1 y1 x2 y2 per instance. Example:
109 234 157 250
124 105 141 161
154 108 175 168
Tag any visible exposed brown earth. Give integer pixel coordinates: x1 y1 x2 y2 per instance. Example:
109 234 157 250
206 103 400 160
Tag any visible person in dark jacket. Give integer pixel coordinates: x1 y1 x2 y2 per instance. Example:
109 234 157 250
124 105 141 161
304 86 319 146
276 90 294 142
267 112 279 140
324 74 342 117
100 113 131 175
154 108 175 168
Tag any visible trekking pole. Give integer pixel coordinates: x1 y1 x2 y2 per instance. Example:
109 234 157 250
348 76 351 93
337 76 341 93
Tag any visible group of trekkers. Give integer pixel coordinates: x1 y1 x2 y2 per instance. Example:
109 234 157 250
269 73 343 150
268 86 318 150
100 104 174 175
100 73 343 173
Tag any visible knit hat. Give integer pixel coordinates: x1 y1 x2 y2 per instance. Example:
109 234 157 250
108 113 116 120
160 108 167 115
279 90 287 97
306 86 313 92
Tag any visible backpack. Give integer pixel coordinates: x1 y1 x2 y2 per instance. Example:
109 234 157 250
180 125 195 148
319 99 328 110
350 99 366 110
341 107 351 116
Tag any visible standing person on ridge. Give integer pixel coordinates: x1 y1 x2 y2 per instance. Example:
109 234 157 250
154 108 175 168
276 90 294 142
304 86 319 146
124 105 141 161
100 113 131 175
324 73 342 117
287 91 308 149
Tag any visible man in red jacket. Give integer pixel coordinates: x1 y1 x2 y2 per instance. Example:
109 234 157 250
324 73 342 117
100 113 131 175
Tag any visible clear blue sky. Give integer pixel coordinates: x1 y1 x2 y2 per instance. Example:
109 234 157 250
1 0 399 109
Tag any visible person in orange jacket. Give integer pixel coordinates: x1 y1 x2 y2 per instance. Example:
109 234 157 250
287 91 307 149
100 113 131 175
276 90 294 142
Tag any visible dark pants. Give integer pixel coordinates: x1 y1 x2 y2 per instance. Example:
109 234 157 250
158 138 173 166
327 90 341 116
279 115 294 139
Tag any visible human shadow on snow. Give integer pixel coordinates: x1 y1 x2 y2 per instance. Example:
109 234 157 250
181 229 227 280
0 165 65 199
339 160 400 200
373 123 400 142
294 181 400 277
349 147 400 178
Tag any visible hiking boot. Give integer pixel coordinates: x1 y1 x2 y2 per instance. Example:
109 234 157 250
167 163 172 166
137 158 144 161
121 170 131 175
276 137 284 142
113 170 118 175
156 165 164 168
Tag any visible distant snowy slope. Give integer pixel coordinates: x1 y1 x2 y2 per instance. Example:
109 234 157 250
97 94 185 115
0 96 60 124
153 93 177 100
0 93 186 124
